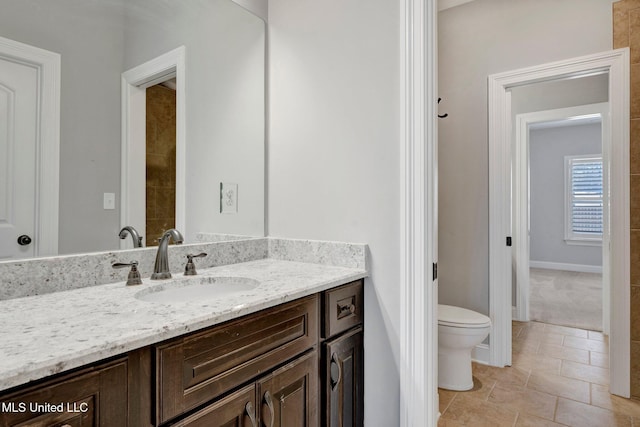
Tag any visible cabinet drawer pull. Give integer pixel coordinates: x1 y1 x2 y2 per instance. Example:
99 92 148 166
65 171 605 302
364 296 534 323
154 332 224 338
245 401 257 427
330 352 342 391
263 390 275 427
338 302 356 318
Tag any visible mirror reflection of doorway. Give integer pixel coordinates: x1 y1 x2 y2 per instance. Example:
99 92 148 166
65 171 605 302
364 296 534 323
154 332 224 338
145 81 177 246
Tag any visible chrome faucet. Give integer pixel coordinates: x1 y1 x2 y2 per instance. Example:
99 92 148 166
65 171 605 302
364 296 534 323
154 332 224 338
151 229 184 280
119 226 143 248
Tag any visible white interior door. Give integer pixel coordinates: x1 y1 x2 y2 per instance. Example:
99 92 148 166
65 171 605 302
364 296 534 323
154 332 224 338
0 36 60 261
0 57 38 260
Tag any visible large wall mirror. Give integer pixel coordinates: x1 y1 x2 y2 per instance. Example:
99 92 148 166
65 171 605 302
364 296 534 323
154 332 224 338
0 0 265 261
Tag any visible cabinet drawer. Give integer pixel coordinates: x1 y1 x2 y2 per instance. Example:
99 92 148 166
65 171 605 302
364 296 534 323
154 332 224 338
169 384 257 427
157 295 319 424
322 280 364 339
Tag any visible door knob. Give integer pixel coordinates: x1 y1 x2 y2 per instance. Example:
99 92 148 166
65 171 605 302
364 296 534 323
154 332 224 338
17 235 32 246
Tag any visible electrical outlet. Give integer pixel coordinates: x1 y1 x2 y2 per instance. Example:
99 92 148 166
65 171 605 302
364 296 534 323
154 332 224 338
220 183 238 214
103 193 116 210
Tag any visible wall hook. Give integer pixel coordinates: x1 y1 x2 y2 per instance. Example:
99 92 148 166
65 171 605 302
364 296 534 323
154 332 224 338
438 97 448 119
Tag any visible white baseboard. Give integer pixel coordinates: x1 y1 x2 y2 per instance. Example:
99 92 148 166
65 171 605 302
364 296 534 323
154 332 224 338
471 343 490 365
529 260 602 274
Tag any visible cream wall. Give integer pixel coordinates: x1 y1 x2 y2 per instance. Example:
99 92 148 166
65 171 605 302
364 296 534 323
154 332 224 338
438 0 614 315
268 0 401 424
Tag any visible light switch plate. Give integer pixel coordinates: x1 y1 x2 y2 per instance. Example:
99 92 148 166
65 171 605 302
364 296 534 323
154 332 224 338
103 193 116 210
220 183 238 214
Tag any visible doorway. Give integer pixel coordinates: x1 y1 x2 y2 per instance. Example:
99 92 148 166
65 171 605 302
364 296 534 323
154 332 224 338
488 49 630 397
121 46 186 248
514 103 609 335
145 82 177 245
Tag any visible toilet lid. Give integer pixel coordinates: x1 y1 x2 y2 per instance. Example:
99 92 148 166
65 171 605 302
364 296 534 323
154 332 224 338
438 304 491 328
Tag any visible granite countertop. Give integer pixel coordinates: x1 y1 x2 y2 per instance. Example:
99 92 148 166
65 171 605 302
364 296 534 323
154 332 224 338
0 258 367 392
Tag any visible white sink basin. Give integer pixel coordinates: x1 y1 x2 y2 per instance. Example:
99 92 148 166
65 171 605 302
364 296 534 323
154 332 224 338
135 276 260 303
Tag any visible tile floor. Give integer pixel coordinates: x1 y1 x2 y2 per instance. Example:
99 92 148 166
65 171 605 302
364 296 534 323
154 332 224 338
438 321 640 426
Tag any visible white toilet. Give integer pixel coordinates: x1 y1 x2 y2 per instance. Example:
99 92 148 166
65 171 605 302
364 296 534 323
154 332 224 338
438 304 491 391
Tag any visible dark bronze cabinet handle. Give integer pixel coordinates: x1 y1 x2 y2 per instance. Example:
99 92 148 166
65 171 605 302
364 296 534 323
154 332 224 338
330 352 342 391
263 390 275 427
245 401 257 427
338 302 356 316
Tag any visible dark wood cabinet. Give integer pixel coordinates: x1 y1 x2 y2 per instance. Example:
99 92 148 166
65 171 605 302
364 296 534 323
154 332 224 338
168 384 257 427
321 280 364 427
0 280 364 427
322 327 364 427
257 350 318 427
156 296 318 425
0 349 152 427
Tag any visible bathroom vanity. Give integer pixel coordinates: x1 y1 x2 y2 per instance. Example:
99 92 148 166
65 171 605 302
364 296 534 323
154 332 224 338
0 251 366 427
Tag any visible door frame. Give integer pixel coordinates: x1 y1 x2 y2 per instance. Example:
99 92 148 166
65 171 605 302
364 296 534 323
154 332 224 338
513 103 610 335
488 48 630 397
400 0 439 425
121 46 186 246
0 36 60 257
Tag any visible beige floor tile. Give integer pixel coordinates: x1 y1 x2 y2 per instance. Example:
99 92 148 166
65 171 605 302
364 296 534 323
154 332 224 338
523 321 547 331
591 384 640 418
561 360 610 386
541 332 566 346
527 371 591 403
537 343 590 364
439 389 457 414
488 383 558 421
555 397 632 426
438 393 518 427
472 362 530 388
512 352 562 374
513 323 525 339
563 335 608 353
513 334 541 355
544 323 589 338
461 375 496 401
437 418 465 427
515 414 566 427
591 350 610 368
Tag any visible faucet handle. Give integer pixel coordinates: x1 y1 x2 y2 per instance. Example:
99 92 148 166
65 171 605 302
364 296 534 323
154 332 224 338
112 261 143 286
184 253 207 276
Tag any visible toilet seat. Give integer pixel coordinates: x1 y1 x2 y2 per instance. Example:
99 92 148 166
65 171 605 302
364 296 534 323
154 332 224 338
438 304 491 328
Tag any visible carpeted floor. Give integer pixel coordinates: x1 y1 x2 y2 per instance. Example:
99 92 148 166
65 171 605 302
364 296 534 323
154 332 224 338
529 268 602 332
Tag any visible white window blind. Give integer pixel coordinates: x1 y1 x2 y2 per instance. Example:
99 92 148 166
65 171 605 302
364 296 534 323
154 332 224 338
565 155 603 244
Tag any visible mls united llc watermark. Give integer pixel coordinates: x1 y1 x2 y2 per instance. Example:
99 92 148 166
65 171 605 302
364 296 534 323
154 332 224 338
0 401 89 414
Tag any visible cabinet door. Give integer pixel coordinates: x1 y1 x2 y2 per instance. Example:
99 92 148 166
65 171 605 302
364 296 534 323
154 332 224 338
257 351 318 427
0 359 129 427
170 384 257 427
323 328 363 427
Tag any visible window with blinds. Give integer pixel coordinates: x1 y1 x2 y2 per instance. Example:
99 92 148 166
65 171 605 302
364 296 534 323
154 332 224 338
564 155 603 244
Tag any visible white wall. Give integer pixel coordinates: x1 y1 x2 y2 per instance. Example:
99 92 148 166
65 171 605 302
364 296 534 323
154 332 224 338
123 0 265 242
268 0 401 424
232 0 268 21
438 0 614 315
0 0 126 254
530 123 603 267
